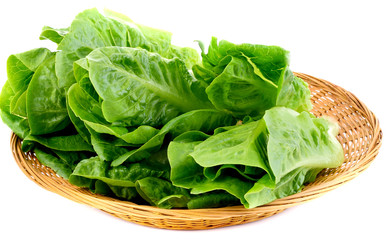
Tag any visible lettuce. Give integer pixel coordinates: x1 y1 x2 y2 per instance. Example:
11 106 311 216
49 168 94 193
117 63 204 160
193 37 312 118
168 107 344 208
84 47 214 126
0 8 344 209
55 8 200 89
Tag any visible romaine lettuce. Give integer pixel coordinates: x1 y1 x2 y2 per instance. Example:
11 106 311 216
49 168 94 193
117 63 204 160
0 8 344 209
168 107 344 208
193 37 312 118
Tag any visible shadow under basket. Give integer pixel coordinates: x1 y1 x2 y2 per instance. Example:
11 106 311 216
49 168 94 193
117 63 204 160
10 72 383 230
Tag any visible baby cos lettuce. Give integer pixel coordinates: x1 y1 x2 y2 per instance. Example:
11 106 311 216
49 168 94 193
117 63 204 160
0 8 344 209
193 37 312 118
168 107 344 208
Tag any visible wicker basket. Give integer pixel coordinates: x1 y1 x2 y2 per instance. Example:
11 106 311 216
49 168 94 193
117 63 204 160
10 72 382 230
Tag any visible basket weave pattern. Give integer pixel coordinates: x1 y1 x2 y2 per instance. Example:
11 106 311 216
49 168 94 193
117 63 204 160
10 73 382 230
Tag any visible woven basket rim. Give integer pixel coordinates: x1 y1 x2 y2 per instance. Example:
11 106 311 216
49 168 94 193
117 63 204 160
10 72 383 229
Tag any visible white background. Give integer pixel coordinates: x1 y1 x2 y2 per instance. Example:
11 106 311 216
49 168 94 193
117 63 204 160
0 0 387 239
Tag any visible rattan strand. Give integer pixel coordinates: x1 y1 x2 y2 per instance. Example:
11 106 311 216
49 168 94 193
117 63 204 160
10 72 383 230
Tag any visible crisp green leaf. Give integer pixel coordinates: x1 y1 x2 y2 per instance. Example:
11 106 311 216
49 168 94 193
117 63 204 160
108 185 138 200
6 48 53 118
244 168 321 208
168 131 253 206
21 132 94 152
0 81 30 138
204 164 265 182
66 95 91 144
34 146 74 180
199 37 289 82
276 73 313 112
194 37 312 118
56 8 200 88
0 110 30 139
86 126 135 162
52 150 92 170
86 47 214 126
111 109 236 166
70 148 170 188
264 107 344 183
187 191 240 209
40 26 69 44
190 120 270 172
205 56 278 117
7 48 53 93
26 54 70 134
135 177 190 208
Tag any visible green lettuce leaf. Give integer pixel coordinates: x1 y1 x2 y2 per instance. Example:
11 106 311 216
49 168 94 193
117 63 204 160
69 148 171 203
244 168 321 208
0 81 30 138
168 107 344 208
69 147 170 187
6 48 53 118
264 107 344 183
34 147 74 180
26 54 70 134
135 177 190 208
21 132 94 153
56 8 200 88
103 9 200 69
86 126 136 162
204 164 265 182
107 185 138 201
197 37 289 83
85 46 214 126
190 120 270 173
110 109 236 166
1 49 69 136
187 191 240 209
168 131 254 206
70 157 162 187
66 95 91 144
39 26 69 44
68 82 159 145
193 37 312 118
